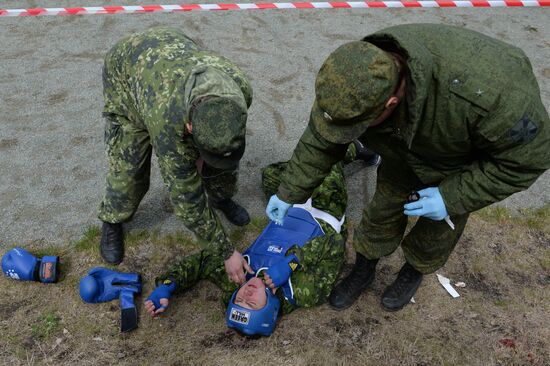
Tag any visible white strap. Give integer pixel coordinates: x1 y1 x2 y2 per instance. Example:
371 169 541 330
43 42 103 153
293 198 345 233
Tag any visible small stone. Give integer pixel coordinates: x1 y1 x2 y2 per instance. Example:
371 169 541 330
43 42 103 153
117 352 125 359
285 350 291 355
282 340 290 346
63 328 69 335
410 297 416 304
455 282 466 288
92 337 103 341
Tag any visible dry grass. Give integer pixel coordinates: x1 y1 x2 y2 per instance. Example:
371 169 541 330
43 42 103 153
0 206 548 366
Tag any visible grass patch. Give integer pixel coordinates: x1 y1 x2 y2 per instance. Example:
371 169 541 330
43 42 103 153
31 312 60 340
540 249 550 270
494 299 509 307
521 205 550 232
125 229 150 247
74 226 101 253
2 213 548 365
477 205 512 223
32 246 65 258
153 231 196 250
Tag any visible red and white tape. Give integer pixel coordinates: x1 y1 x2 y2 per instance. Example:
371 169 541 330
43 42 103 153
1 1 549 16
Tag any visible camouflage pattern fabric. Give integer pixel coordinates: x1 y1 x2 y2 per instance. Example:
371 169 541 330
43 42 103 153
158 159 348 314
98 27 252 259
353 140 469 273
201 162 238 202
277 24 550 273
312 42 398 144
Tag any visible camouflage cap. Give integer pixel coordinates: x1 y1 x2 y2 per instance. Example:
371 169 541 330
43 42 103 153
312 41 399 144
192 96 247 169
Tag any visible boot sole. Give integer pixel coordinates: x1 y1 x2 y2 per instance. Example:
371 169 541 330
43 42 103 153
328 299 357 311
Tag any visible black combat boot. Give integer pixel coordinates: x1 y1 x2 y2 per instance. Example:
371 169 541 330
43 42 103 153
328 253 378 310
212 198 250 226
100 222 124 265
381 262 423 311
353 140 381 167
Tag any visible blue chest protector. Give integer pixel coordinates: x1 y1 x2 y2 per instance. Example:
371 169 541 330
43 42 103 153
243 207 324 305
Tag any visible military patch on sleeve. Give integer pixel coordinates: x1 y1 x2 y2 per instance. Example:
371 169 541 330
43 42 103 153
509 116 538 144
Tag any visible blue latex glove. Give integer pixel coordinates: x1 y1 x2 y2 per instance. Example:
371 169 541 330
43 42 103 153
403 187 448 221
266 195 292 225
265 254 300 288
146 278 177 310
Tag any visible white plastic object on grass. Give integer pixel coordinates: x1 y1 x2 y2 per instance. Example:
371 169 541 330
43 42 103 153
436 274 460 298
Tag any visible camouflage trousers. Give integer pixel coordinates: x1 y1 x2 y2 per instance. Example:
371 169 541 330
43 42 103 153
98 107 237 225
354 137 469 274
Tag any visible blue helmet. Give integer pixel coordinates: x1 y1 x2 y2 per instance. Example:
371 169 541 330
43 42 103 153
226 285 281 336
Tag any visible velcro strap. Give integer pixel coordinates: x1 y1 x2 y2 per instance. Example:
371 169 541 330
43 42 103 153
121 307 138 333
293 198 345 233
39 256 59 283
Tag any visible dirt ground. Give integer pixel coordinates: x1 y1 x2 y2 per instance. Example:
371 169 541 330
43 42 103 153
0 205 548 366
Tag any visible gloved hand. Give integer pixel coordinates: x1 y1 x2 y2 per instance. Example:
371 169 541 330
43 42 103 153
145 278 177 317
266 195 292 225
403 187 449 221
265 254 300 288
2 247 59 283
79 267 142 332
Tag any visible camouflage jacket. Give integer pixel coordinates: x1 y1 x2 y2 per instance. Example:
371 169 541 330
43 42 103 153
278 24 550 216
103 27 252 257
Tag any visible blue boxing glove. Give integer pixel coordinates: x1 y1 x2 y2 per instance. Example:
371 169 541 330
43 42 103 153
2 247 59 283
146 278 177 314
79 267 142 332
266 195 292 225
265 254 300 288
403 187 449 221
79 267 141 303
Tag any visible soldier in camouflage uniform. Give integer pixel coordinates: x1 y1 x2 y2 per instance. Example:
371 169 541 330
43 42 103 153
143 148 358 330
98 27 253 280
266 24 550 311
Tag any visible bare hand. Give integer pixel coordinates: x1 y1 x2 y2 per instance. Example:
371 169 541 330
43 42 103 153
144 298 169 318
224 250 253 284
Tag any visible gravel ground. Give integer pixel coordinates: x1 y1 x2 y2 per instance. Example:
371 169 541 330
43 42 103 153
1 2 549 247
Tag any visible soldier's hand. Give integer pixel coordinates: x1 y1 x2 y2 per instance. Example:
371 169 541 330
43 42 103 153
224 250 253 284
266 195 292 225
403 187 448 220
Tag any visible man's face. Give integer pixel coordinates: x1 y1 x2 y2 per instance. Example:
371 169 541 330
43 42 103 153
234 277 267 310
